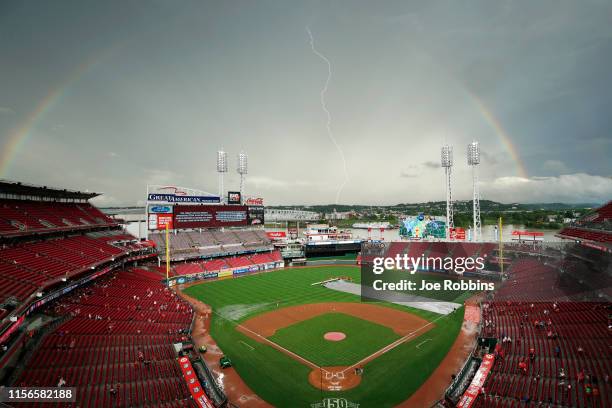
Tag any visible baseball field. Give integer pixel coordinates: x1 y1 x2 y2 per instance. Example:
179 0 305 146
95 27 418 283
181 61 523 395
184 266 468 407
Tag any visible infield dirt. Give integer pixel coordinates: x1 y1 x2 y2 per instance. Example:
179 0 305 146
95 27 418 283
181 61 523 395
238 302 434 391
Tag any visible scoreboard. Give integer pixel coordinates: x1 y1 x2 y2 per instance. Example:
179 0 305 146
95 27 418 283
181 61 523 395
146 185 264 231
148 205 265 230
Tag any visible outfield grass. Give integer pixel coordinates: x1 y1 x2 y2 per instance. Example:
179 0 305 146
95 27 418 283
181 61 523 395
270 312 401 366
184 266 465 408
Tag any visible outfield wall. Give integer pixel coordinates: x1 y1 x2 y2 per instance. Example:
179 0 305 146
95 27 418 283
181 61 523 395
298 259 357 267
167 260 285 286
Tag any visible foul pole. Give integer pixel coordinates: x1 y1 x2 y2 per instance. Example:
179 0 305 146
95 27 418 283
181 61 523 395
498 217 503 277
165 223 170 286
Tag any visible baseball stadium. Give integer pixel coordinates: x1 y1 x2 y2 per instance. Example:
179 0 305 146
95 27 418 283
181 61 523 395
2 2 612 407
0 177 610 408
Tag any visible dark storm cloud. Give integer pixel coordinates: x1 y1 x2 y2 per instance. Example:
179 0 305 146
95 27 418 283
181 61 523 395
1 0 611 205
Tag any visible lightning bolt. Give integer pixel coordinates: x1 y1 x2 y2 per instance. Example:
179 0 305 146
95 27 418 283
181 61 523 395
307 26 348 204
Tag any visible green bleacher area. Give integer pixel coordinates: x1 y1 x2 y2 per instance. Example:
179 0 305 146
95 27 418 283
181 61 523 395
306 253 358 261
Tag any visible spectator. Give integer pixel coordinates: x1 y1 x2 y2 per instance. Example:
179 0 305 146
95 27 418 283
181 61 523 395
585 384 592 399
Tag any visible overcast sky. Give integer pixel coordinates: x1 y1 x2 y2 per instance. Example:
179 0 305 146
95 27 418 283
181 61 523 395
0 0 611 206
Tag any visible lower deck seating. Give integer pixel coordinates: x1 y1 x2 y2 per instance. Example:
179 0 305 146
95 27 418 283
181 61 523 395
477 301 610 407
474 255 611 408
15 268 195 408
149 228 272 261
558 227 612 243
171 250 282 277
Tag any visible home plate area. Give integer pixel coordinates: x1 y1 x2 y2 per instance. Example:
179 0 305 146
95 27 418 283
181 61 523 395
309 366 361 391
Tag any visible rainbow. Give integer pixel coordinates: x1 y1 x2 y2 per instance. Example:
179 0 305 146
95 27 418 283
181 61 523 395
1 52 529 180
0 47 116 178
468 92 529 178
1 86 63 177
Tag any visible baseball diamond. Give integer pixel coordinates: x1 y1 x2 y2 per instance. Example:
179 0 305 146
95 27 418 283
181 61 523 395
3 7 611 406
183 266 468 407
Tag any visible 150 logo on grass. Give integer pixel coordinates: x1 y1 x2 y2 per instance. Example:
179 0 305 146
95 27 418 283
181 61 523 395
311 398 360 408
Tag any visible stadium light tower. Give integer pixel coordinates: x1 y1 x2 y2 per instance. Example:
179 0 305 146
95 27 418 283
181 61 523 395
441 145 454 239
237 151 248 201
467 141 482 241
217 150 228 202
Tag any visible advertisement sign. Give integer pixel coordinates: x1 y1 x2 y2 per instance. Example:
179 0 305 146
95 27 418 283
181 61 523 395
148 205 173 214
512 230 544 237
216 208 247 223
457 354 495 408
148 214 158 230
157 214 173 229
172 205 248 229
147 185 220 205
247 206 265 225
266 231 287 239
148 213 173 230
0 316 25 343
449 227 466 240
456 227 466 240
178 357 214 408
246 197 264 206
148 193 220 203
227 191 242 205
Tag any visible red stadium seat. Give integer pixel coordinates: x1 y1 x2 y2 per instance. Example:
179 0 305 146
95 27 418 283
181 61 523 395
15 268 194 407
0 199 117 237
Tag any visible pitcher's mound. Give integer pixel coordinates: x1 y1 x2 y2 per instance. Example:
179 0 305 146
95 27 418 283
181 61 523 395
324 332 346 341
